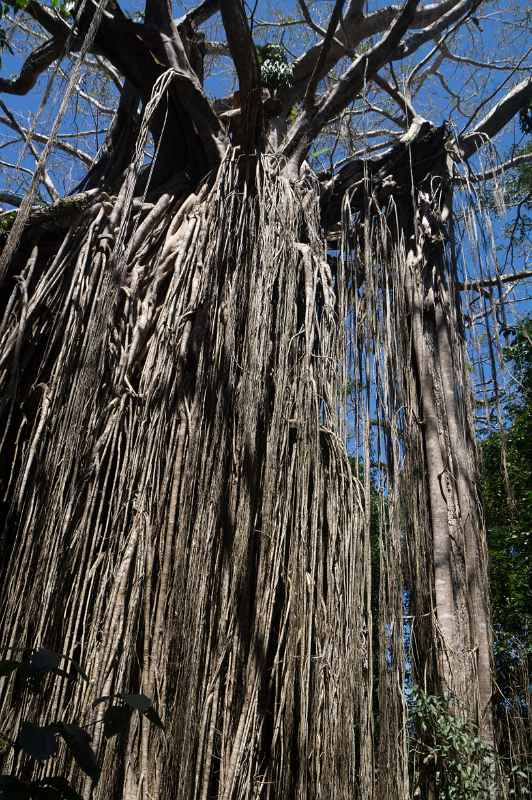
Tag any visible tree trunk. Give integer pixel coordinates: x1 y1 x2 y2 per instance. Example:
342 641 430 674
342 122 494 746
401 161 494 742
0 153 373 799
0 118 496 798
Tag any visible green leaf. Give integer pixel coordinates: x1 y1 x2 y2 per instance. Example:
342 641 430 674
143 706 164 730
28 648 60 674
121 693 152 711
0 659 20 677
34 777 83 800
16 722 58 760
0 776 31 799
103 705 132 739
56 724 99 783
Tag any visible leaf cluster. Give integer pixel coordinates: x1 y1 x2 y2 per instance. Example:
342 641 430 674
256 44 293 91
0 647 164 799
481 318 531 638
409 690 497 799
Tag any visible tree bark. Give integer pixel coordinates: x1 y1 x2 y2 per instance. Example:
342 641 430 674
403 164 494 742
0 153 372 799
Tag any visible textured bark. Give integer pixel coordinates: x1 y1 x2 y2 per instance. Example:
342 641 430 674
343 122 495 766
0 106 500 796
407 178 493 742
0 154 372 799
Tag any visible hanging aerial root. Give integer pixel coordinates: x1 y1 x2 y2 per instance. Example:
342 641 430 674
0 151 371 799
345 138 498 794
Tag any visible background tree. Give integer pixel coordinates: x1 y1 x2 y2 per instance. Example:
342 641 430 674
481 316 531 780
0 0 531 797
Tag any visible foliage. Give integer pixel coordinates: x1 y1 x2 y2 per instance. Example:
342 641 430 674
481 319 530 786
481 318 531 636
409 689 497 799
519 104 532 136
0 647 164 799
256 44 293 91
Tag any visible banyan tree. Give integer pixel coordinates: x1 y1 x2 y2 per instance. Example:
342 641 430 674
0 0 530 796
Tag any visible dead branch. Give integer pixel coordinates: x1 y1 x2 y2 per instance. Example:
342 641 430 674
460 75 532 157
456 270 532 292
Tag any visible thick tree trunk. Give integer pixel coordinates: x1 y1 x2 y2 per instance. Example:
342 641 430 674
0 153 372 799
342 122 495 772
404 173 494 742
0 117 497 797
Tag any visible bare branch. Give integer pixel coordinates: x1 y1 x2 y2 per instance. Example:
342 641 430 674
454 151 532 184
70 85 116 115
176 0 220 29
0 159 35 177
296 0 327 37
4 0 71 39
204 40 229 56
87 55 123 91
396 0 478 61
284 0 467 108
0 113 93 165
460 76 532 157
457 270 532 291
0 99 59 201
304 0 347 109
282 0 420 167
461 47 532 131
0 38 63 96
373 74 416 125
440 42 531 72
0 192 26 208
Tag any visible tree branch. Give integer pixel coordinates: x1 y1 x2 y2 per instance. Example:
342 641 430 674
304 0 347 109
4 0 71 39
456 270 532 292
373 73 416 125
0 113 93 165
219 0 262 151
0 99 59 201
0 38 64 96
176 0 220 29
395 0 478 61
460 76 532 157
453 151 532 184
283 0 467 109
283 0 420 167
0 192 26 208
440 42 531 73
